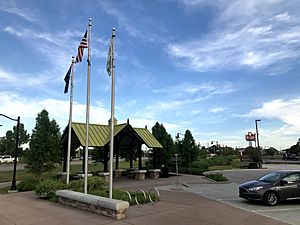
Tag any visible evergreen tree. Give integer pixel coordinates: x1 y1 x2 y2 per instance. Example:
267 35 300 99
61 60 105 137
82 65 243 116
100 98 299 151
151 122 174 166
24 109 62 180
178 129 199 167
0 123 29 156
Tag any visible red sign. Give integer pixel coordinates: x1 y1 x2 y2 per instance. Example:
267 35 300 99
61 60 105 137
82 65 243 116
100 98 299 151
245 132 256 141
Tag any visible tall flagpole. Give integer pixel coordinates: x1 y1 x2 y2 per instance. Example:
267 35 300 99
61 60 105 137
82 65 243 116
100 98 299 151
109 28 116 199
84 18 92 194
66 56 75 184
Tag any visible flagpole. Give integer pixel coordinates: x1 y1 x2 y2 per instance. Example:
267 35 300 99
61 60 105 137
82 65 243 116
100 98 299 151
66 56 75 184
109 28 116 199
84 18 92 194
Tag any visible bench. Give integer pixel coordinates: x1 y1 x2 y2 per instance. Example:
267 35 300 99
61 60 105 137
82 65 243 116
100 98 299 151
148 169 161 179
56 190 129 220
113 169 125 178
131 170 147 180
98 172 109 180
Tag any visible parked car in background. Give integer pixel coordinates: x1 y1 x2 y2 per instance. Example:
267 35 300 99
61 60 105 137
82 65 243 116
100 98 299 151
283 153 298 160
0 155 15 163
239 170 300 206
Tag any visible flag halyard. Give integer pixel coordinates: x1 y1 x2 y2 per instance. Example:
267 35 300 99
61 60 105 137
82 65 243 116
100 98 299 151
76 30 88 63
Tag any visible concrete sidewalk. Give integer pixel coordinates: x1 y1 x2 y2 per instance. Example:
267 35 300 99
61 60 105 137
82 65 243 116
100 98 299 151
0 174 291 225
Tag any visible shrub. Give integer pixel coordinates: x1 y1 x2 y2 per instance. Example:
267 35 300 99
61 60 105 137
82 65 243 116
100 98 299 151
69 176 107 193
205 173 228 182
87 176 107 190
35 179 67 201
17 176 39 192
190 161 209 171
206 156 235 166
87 188 159 206
179 167 206 175
231 159 241 168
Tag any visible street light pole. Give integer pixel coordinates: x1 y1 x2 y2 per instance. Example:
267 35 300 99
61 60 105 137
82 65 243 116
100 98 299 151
255 119 261 168
0 114 20 190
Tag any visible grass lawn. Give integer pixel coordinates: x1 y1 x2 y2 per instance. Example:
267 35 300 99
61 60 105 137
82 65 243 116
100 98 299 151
0 160 146 182
208 165 235 171
0 170 33 183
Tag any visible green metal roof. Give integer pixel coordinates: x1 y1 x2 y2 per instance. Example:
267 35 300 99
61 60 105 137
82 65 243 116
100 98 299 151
70 122 162 148
134 128 163 148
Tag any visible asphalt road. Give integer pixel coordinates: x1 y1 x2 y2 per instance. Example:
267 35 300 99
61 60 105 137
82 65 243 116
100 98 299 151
173 164 300 225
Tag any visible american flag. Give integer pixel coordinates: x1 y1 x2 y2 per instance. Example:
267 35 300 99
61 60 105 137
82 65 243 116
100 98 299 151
76 30 88 63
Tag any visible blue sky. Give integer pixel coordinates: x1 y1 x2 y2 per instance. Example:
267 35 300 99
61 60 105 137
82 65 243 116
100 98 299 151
0 0 300 150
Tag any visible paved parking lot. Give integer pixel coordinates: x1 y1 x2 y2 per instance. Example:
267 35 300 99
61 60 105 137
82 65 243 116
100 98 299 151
0 163 299 224
159 164 300 225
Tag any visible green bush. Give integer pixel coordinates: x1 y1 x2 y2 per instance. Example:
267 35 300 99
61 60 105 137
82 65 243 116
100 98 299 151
205 173 228 182
231 159 241 168
206 156 235 166
35 179 67 200
17 176 39 192
69 176 107 193
179 167 206 175
88 188 159 206
190 161 209 171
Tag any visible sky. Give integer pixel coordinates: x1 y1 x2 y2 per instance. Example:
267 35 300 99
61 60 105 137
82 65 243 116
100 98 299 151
0 0 300 150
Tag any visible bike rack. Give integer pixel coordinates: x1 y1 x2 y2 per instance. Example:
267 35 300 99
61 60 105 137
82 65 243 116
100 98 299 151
121 191 132 202
148 187 160 205
122 188 160 208
135 189 147 207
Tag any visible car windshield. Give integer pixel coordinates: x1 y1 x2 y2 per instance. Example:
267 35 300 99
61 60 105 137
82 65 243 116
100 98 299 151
258 172 282 183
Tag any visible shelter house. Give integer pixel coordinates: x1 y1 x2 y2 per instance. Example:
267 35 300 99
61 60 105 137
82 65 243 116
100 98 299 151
61 119 163 178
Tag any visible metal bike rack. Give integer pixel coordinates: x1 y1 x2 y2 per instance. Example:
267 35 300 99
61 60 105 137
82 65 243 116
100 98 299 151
123 188 160 208
148 187 160 205
121 191 132 202
135 189 147 207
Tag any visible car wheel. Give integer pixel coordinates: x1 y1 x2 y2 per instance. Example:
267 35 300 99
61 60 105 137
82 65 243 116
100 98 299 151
264 192 278 206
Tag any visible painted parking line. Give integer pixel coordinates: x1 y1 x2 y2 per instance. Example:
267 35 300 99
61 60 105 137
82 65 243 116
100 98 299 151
160 182 300 225
253 207 300 212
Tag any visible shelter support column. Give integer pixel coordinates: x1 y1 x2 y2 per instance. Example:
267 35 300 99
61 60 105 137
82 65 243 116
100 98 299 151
62 142 68 172
115 147 119 169
104 146 108 172
138 144 142 170
153 148 157 169
129 147 133 169
81 147 86 173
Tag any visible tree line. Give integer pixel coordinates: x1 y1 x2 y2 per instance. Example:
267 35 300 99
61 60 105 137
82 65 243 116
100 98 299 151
1 109 300 179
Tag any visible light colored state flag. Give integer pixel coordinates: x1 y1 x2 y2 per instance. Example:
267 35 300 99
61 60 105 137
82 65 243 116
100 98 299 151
106 34 115 76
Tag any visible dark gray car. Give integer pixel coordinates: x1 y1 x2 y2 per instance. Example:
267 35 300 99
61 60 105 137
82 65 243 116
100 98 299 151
239 170 300 206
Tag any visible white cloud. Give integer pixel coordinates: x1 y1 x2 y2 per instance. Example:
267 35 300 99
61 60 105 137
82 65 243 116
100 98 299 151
0 92 110 136
0 5 36 22
168 0 300 74
209 107 226 113
242 97 300 149
272 12 293 22
246 98 300 128
0 67 56 89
